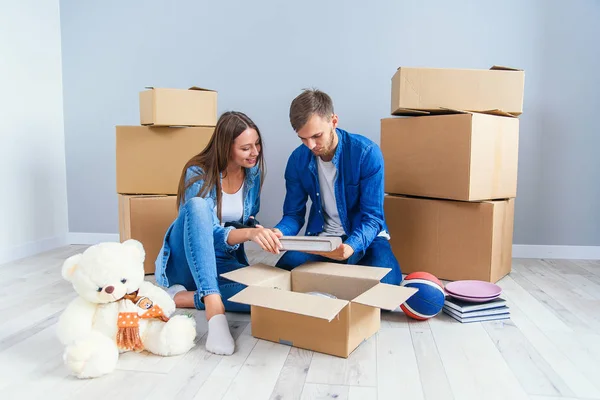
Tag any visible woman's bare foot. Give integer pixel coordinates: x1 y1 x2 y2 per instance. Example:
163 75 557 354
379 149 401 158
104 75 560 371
172 291 196 308
203 294 226 320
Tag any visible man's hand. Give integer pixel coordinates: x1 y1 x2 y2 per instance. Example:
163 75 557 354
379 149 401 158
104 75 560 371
309 243 354 261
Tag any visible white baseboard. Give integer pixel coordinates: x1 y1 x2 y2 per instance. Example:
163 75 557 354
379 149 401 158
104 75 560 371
67 232 120 245
0 234 68 265
512 245 600 260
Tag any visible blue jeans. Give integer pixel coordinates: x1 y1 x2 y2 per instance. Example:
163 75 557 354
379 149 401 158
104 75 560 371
275 236 402 285
164 197 250 312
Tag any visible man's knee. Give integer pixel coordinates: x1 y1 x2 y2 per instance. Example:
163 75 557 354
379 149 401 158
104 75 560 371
359 239 402 285
276 251 315 270
276 251 302 270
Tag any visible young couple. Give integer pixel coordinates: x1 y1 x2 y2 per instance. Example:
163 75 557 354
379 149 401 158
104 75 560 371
155 89 402 356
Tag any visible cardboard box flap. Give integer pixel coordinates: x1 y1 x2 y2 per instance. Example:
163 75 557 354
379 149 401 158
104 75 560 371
396 65 523 72
189 86 216 92
390 108 431 116
220 263 290 287
351 283 418 311
437 107 518 118
490 65 523 71
478 109 518 118
228 286 349 321
393 108 470 116
142 86 216 92
293 262 390 282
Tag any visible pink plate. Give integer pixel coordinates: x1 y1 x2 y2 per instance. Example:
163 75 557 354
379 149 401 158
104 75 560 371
445 280 502 298
446 292 500 303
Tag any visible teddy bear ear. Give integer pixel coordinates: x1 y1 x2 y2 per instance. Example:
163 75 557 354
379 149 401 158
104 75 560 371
122 239 146 263
62 254 82 282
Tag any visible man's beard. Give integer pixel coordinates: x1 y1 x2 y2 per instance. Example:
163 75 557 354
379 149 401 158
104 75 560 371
314 128 335 158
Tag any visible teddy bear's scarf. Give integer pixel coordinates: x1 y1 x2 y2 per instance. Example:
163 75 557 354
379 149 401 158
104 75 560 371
116 290 169 352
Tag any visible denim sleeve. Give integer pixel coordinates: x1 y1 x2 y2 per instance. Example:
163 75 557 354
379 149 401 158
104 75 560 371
344 145 385 254
212 216 239 253
183 168 239 253
274 153 307 236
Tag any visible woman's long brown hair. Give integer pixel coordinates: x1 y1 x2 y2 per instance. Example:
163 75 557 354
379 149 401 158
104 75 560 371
176 111 265 221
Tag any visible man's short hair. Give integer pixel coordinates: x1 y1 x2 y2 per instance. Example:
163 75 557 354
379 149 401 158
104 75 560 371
289 88 334 132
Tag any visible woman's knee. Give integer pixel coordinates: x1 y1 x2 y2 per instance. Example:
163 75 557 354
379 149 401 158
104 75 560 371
181 197 212 220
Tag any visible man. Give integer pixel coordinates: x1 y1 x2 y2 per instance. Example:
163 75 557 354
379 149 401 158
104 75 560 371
272 88 402 285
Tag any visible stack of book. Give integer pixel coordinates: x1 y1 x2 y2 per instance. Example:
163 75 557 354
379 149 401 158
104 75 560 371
443 297 510 323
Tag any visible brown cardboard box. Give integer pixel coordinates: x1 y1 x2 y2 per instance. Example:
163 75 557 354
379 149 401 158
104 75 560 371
118 194 177 274
140 87 218 127
391 66 525 116
384 195 514 283
222 262 417 358
381 112 519 201
116 126 213 195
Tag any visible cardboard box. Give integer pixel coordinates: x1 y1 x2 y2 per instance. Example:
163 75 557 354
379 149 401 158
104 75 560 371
116 126 213 195
140 87 218 127
384 195 514 283
119 194 177 274
381 112 519 201
391 66 525 116
222 262 417 358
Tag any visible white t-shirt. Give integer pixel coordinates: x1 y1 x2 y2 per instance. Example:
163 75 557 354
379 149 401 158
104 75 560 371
317 157 346 236
316 157 390 240
218 182 244 226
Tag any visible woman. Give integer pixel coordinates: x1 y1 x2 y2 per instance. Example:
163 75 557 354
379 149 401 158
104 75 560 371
155 111 282 356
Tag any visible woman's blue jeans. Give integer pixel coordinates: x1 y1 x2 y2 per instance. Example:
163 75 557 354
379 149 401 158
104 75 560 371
164 197 250 312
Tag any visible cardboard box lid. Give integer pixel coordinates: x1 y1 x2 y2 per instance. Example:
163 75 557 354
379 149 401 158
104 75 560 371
227 285 349 321
352 283 418 311
144 86 216 92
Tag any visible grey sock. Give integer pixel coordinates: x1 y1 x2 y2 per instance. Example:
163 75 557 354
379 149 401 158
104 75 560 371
205 314 235 356
165 284 186 300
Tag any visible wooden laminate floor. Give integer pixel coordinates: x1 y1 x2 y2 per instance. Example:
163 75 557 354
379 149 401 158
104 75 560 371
1 245 599 400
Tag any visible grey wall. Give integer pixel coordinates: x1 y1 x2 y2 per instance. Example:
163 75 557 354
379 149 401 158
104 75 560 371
1 0 68 264
60 0 600 246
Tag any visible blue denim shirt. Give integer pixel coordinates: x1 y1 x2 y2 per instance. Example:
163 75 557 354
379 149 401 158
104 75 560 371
154 164 261 287
274 127 389 256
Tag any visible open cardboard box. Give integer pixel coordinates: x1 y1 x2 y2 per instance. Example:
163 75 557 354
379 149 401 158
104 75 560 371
222 262 417 358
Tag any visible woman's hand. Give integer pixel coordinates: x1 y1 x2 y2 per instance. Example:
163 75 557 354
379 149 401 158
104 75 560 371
247 225 283 254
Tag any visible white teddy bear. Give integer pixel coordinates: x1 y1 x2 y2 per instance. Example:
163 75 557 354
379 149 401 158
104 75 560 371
57 239 197 378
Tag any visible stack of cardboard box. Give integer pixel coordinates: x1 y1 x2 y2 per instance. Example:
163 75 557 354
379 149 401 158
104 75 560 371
381 66 525 283
116 87 218 274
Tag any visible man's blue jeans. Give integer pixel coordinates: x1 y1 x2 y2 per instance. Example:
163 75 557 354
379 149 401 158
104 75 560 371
275 236 403 285
164 197 250 312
